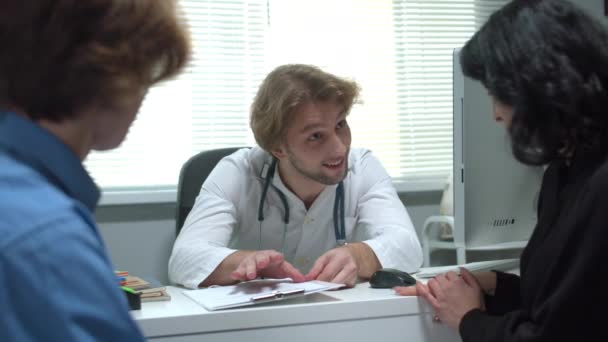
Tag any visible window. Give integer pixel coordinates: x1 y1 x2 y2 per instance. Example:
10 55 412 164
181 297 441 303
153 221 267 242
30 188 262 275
86 0 268 198
87 0 507 204
390 0 508 188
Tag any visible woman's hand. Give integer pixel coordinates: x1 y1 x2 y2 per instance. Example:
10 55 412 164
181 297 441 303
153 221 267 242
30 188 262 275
394 267 486 331
472 271 497 295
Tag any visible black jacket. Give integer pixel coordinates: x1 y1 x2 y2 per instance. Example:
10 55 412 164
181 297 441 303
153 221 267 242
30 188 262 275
459 149 608 341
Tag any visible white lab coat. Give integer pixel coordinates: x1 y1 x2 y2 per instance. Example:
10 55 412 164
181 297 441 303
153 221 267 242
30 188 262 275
169 146 423 288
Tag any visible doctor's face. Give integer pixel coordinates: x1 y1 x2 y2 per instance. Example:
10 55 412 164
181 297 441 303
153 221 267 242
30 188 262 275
277 100 351 186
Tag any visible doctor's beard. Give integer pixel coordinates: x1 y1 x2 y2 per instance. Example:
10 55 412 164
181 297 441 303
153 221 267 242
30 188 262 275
285 148 350 186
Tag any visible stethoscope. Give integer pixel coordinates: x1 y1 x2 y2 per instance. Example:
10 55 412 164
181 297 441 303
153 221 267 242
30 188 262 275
256 157 347 251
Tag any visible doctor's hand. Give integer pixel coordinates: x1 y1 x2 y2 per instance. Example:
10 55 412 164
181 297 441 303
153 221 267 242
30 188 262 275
305 246 359 287
230 250 306 282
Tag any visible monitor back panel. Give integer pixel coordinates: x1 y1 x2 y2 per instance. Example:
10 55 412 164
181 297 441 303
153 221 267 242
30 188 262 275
452 49 543 249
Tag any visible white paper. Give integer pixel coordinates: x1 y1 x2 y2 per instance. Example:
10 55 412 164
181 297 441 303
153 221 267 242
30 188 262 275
183 279 343 311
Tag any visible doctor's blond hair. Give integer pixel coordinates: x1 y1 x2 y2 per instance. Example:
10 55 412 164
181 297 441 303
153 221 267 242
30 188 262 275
250 64 360 152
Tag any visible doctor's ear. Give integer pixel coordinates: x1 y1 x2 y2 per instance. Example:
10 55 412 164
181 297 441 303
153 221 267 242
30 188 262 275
271 146 287 160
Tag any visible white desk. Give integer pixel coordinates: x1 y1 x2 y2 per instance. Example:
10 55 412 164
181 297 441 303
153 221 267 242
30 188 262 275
133 282 460 342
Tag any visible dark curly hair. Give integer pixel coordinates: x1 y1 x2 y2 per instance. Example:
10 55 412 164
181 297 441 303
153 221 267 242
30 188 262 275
460 0 608 165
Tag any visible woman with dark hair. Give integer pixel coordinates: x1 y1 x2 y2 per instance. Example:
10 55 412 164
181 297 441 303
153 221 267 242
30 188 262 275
395 0 608 340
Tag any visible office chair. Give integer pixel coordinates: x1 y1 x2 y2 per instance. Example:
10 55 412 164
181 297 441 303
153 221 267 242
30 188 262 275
175 147 245 236
421 215 457 267
421 172 457 266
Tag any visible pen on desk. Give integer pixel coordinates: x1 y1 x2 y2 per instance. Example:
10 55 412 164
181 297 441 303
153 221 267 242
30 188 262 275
121 286 137 294
251 288 305 302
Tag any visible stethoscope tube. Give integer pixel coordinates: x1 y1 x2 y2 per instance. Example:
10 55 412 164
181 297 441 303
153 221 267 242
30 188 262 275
333 182 346 246
257 157 346 247
257 158 288 224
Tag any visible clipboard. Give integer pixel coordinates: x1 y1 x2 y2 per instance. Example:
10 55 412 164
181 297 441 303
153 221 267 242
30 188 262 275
182 278 344 311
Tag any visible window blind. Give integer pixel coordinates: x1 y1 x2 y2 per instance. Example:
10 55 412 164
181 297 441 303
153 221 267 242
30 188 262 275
85 0 268 191
86 0 507 201
392 0 507 185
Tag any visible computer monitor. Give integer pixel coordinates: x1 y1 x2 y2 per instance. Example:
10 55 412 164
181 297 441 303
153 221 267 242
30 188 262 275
452 48 544 253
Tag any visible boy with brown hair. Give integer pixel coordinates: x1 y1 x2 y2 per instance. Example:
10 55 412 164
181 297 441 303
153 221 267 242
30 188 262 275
0 1 190 340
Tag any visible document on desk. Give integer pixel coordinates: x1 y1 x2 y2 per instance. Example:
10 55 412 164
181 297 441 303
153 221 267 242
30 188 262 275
183 278 344 311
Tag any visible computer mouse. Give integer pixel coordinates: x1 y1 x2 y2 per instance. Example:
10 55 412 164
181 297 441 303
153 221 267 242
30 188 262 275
369 268 416 288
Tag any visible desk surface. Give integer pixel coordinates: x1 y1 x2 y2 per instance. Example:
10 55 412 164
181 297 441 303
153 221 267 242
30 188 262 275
133 282 457 341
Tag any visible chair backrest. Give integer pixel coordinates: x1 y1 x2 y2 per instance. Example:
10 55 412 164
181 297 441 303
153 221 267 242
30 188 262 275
175 147 245 235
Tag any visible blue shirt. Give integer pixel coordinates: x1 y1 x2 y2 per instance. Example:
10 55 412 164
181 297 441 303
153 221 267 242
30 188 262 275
0 112 145 341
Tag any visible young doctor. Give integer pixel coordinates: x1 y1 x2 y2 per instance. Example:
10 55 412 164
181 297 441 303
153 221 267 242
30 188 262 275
169 64 423 288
